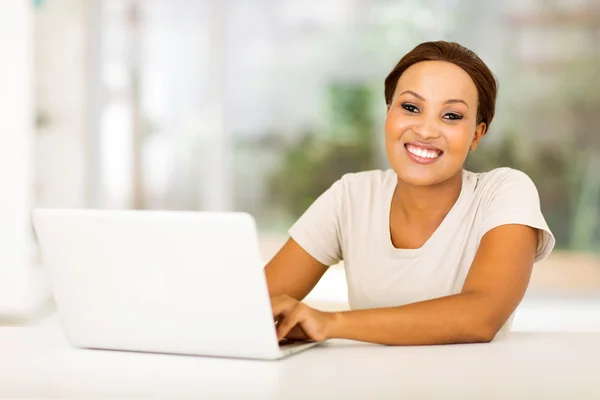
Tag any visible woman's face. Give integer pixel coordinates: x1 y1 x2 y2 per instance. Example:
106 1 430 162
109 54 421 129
385 60 486 187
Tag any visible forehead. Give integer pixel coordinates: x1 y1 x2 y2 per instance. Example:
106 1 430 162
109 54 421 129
396 61 478 103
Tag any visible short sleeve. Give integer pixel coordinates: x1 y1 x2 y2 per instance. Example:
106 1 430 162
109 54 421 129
288 178 344 266
480 169 555 263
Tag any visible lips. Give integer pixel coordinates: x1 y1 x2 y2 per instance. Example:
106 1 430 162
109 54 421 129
404 143 443 165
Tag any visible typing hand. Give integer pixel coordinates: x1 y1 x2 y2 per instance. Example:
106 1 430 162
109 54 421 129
271 294 335 342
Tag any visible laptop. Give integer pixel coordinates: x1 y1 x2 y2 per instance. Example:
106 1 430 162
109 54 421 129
31 208 321 360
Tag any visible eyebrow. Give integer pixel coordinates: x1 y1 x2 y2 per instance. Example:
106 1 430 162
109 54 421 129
399 90 469 108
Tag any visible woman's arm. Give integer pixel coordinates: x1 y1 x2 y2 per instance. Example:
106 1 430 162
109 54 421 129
264 238 330 301
273 223 538 345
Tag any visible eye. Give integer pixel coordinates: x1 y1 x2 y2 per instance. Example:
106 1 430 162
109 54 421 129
401 103 419 113
443 113 463 121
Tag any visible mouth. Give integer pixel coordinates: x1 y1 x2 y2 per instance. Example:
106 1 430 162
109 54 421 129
404 143 443 165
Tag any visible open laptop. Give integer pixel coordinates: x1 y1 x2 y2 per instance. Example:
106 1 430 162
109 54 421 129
31 208 320 360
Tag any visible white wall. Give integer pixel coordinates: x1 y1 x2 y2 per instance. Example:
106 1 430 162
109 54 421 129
34 0 88 208
0 1 48 316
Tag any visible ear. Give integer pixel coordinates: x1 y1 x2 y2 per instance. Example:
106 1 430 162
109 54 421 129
470 122 487 151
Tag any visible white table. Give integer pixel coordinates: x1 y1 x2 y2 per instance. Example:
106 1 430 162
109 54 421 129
1 326 599 399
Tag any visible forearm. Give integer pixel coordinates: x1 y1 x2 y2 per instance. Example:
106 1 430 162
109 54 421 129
328 292 502 345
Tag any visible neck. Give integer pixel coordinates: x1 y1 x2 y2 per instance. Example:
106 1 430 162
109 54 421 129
393 170 464 223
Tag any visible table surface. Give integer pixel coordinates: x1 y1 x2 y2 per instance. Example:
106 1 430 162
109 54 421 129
1 326 600 399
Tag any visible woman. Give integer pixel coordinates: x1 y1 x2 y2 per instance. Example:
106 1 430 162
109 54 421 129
265 41 555 345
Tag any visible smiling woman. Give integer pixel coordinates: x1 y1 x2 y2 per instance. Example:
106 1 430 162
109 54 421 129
264 41 555 346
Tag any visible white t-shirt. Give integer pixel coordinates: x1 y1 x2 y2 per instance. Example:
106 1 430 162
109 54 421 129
289 167 555 332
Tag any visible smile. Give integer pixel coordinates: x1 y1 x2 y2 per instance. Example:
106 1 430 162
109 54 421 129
404 143 443 165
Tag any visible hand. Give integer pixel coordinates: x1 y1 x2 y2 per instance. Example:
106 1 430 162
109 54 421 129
271 295 335 342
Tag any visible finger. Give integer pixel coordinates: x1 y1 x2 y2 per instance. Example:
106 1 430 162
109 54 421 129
276 303 306 341
271 296 298 318
285 324 309 341
274 308 292 331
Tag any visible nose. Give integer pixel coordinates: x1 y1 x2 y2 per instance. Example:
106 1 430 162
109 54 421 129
412 117 441 140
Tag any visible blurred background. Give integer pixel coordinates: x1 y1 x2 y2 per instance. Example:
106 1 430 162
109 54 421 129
1 0 599 330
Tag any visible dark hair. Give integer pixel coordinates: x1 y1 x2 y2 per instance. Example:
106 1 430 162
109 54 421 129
384 41 498 130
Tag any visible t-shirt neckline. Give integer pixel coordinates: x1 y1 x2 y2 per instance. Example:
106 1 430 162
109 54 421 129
383 169 471 258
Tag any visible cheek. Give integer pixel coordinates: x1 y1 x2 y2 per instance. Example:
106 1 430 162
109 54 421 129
445 125 474 152
384 110 411 139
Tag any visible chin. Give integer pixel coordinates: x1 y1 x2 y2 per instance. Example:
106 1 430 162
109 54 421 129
392 163 459 188
398 171 444 187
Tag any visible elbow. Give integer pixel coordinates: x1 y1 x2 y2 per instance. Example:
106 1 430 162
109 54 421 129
464 321 500 344
468 327 496 344
459 293 508 344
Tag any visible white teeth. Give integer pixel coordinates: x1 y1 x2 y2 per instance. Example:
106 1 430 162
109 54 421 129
407 145 440 159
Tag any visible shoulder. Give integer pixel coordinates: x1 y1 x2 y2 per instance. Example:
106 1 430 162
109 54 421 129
470 167 540 201
468 168 554 262
468 168 545 224
475 167 536 188
333 169 396 201
338 169 396 190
